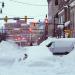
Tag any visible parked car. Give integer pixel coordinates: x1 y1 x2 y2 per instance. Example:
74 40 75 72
46 38 75 55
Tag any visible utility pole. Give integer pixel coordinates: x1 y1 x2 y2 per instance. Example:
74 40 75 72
0 1 4 14
45 14 48 39
53 16 55 37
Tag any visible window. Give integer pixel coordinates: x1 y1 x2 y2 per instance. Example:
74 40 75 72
55 0 58 5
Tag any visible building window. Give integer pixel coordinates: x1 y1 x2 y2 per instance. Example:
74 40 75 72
55 0 58 5
59 15 64 24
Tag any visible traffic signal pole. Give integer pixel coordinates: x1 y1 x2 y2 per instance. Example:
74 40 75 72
44 15 48 39
0 16 34 22
45 22 48 39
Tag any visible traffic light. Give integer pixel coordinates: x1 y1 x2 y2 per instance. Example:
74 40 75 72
15 36 21 41
24 16 27 23
29 28 32 33
0 9 2 14
32 22 35 26
45 18 48 25
2 2 4 8
4 16 8 22
45 14 48 25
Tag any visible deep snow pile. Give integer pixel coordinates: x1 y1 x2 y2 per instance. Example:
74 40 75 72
0 41 25 66
0 38 75 75
22 45 52 66
40 37 75 46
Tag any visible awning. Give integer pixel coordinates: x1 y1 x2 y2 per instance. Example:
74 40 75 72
65 21 70 27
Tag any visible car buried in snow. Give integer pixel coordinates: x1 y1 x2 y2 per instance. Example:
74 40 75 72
46 38 75 55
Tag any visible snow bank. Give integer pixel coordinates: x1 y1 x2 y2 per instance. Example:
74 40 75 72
0 41 25 66
40 37 75 46
21 45 53 66
62 44 75 63
1 38 75 75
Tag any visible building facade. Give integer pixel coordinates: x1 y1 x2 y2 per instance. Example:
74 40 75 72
47 0 59 37
47 0 75 37
69 0 75 37
4 20 31 46
4 20 46 46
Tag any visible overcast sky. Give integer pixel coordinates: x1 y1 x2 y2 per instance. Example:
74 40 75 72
0 0 48 27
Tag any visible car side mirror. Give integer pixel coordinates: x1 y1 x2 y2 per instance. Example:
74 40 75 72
46 42 54 47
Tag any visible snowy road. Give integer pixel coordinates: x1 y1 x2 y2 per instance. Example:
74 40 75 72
0 38 75 75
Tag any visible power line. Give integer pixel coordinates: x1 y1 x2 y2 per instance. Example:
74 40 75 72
9 0 58 7
10 0 59 7
9 0 48 6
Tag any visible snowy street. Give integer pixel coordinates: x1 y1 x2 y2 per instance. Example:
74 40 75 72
0 0 75 75
0 38 75 75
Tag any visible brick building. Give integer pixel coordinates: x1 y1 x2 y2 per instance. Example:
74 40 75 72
69 0 75 37
47 0 75 37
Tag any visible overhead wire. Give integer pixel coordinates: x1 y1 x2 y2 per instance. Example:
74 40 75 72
9 0 47 6
9 0 57 7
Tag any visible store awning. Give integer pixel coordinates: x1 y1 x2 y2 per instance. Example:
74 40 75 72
57 25 64 29
65 21 70 27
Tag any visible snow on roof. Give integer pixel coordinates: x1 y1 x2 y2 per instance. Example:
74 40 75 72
40 37 57 46
40 37 75 46
64 5 68 8
65 21 70 27
57 25 64 29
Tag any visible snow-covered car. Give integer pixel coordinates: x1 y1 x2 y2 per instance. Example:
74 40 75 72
46 38 75 55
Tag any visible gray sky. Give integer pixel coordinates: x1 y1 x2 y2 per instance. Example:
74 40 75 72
0 0 48 27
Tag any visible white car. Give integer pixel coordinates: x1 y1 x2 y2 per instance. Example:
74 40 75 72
46 38 75 55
